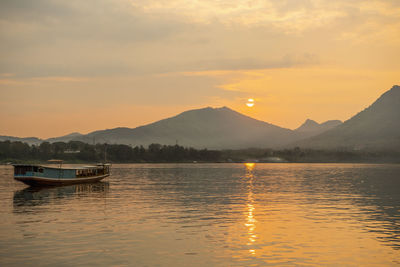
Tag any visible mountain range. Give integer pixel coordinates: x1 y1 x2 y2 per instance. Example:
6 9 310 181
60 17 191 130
1 85 399 151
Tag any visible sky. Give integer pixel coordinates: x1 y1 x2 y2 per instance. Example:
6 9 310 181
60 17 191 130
0 0 399 139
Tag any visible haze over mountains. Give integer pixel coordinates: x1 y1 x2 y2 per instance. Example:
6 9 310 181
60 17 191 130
1 85 399 151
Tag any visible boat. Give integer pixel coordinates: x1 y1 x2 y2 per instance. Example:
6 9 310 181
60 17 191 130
13 160 111 186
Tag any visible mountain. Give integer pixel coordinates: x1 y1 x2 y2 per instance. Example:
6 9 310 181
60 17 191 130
0 136 42 146
71 107 296 149
295 119 342 138
296 85 400 150
45 132 83 143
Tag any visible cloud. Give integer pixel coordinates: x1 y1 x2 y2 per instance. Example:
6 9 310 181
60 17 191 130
0 0 399 79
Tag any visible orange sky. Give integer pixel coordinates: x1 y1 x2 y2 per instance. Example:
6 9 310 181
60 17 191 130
1 0 399 138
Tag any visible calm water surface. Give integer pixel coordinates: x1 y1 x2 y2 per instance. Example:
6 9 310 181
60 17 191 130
0 163 399 266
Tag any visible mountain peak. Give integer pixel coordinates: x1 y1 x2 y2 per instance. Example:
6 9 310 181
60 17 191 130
364 84 400 111
296 119 319 132
304 119 319 126
201 106 233 112
381 84 400 97
295 118 342 138
385 85 400 99
64 132 82 137
176 106 243 119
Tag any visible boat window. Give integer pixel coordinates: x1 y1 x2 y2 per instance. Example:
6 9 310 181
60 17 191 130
38 168 43 173
14 166 32 175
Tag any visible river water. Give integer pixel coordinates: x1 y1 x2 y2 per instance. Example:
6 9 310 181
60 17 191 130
0 163 399 266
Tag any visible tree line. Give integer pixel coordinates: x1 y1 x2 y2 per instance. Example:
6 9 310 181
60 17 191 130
0 140 398 163
0 140 221 163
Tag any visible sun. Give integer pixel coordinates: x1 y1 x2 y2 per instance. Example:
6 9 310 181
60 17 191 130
246 98 254 107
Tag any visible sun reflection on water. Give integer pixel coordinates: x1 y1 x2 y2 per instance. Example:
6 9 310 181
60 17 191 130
244 162 257 255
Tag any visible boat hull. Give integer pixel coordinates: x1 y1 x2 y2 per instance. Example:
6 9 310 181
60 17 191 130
14 174 110 186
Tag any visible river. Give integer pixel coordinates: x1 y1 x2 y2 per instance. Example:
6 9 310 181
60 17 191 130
0 163 399 266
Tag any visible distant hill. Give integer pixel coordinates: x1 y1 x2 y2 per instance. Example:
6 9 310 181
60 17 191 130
295 119 342 138
296 85 400 150
71 107 296 149
0 136 42 146
45 132 83 143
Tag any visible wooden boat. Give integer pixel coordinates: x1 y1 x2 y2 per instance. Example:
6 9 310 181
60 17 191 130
13 160 110 186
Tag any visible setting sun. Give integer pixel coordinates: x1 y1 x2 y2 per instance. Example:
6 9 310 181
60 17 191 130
246 98 255 107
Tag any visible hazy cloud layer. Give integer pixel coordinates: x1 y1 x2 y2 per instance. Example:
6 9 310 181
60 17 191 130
1 0 399 78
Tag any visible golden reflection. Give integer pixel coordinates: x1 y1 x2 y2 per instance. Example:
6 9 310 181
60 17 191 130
244 162 257 255
244 162 255 171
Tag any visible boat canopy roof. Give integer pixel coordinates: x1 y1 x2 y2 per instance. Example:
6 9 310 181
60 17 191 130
13 164 107 170
48 159 63 163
